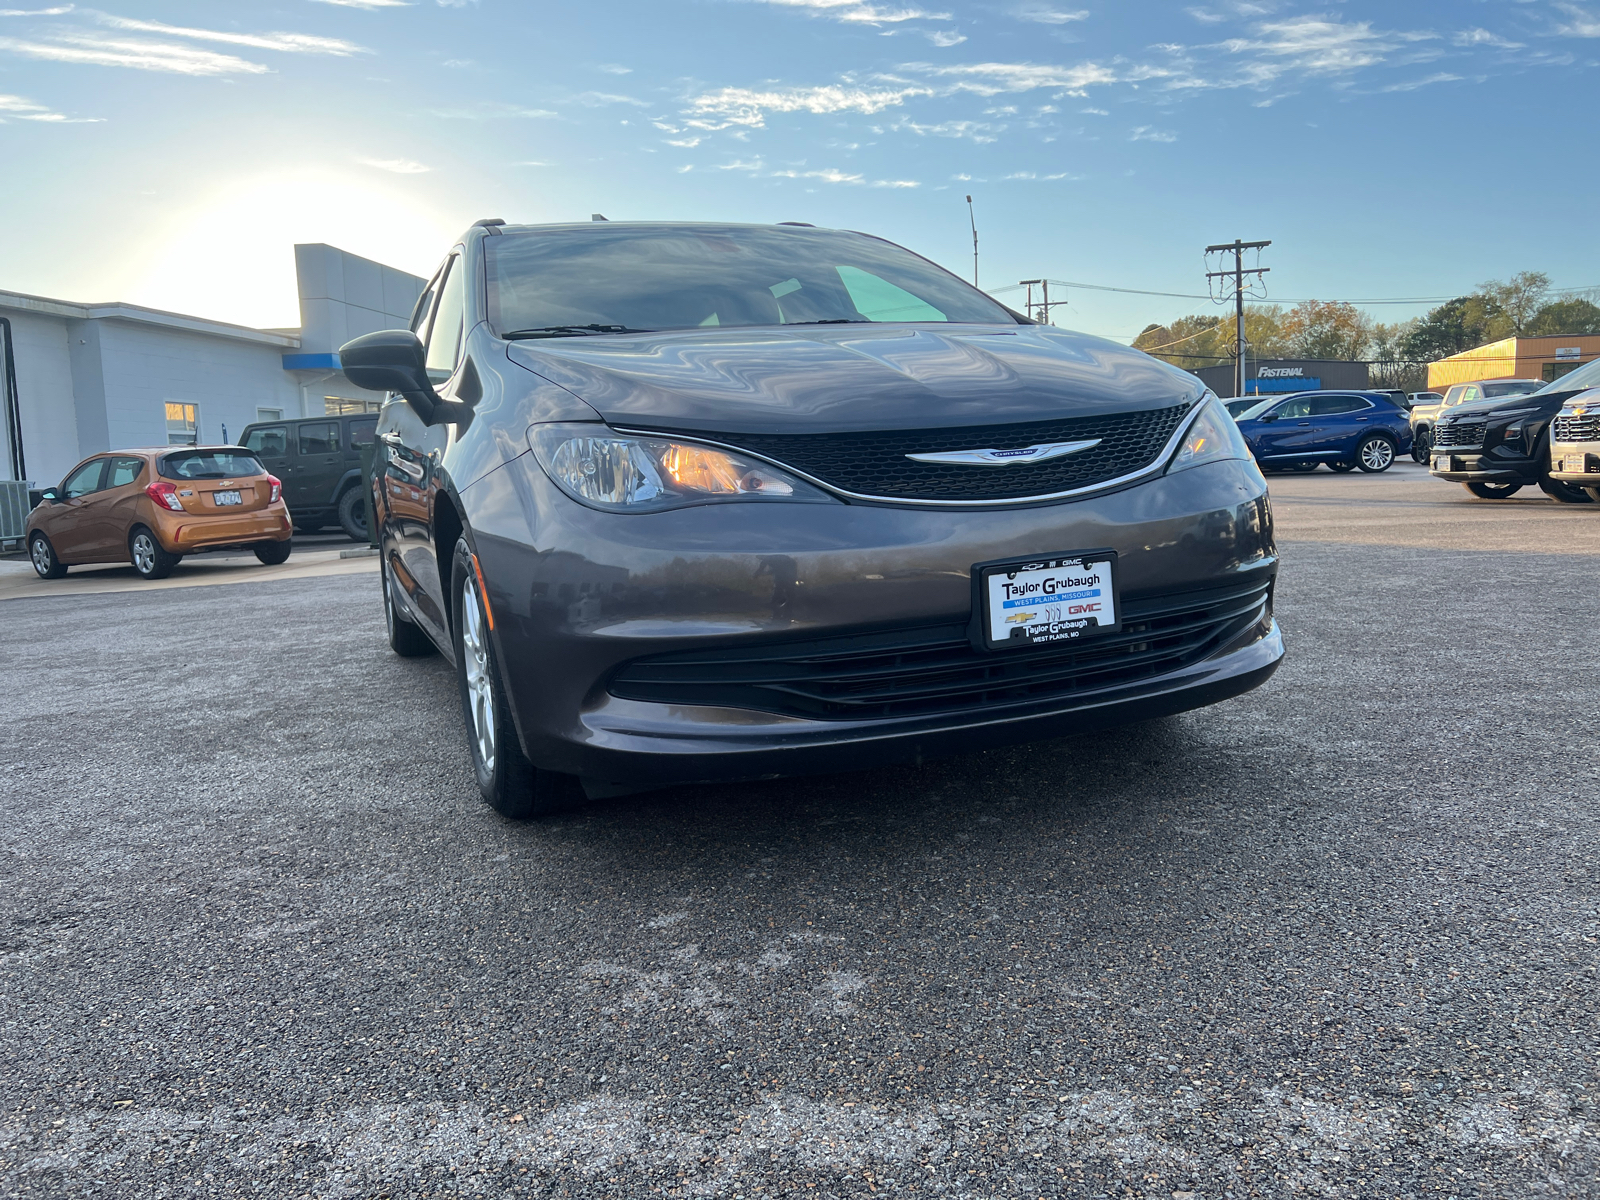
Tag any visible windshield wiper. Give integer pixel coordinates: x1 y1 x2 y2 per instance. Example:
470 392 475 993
502 324 652 339
783 319 872 325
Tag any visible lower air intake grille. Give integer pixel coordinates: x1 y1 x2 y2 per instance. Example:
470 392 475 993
609 575 1273 721
644 404 1192 502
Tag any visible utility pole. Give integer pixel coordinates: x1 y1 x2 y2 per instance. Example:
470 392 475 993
1205 238 1271 397
966 195 979 286
1017 279 1069 325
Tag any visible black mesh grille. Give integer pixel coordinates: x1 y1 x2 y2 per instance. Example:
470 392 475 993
609 575 1272 721
639 404 1192 501
1553 414 1600 443
1432 419 1486 449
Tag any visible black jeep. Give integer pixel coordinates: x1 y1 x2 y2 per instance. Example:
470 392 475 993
238 412 377 538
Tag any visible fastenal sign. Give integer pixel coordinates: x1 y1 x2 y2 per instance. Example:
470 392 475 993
1255 367 1306 379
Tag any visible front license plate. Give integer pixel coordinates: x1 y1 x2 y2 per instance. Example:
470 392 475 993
978 553 1118 651
213 490 243 506
1433 456 1451 472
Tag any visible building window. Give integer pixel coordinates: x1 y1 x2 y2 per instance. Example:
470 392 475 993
257 407 283 422
1544 361 1585 383
165 402 198 445
324 396 384 415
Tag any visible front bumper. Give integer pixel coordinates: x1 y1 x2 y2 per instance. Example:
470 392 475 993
462 453 1282 789
1428 450 1539 484
1548 442 1600 485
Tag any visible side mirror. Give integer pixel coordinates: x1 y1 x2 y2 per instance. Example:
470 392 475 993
1259 412 1278 423
37 487 59 504
338 330 470 426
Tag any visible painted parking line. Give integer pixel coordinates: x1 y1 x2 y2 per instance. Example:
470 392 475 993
0 548 378 602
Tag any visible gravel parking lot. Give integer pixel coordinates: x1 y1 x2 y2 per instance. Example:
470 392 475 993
3 463 1597 1198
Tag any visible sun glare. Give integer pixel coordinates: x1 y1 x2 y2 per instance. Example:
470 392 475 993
129 170 464 330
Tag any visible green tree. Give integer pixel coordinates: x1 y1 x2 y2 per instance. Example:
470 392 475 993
1526 297 1600 336
1401 296 1497 361
1133 306 1286 367
1479 271 1551 337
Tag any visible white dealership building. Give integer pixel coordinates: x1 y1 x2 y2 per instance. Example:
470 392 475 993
0 245 426 488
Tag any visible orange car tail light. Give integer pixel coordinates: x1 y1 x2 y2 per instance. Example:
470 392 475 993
145 480 185 511
266 474 282 503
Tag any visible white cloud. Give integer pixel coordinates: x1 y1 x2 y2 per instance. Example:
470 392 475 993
1012 4 1088 25
1185 6 1224 23
308 0 410 7
96 15 368 56
1219 16 1437 78
431 102 556 119
1080 105 1108 114
0 5 75 13
715 157 766 171
772 167 864 182
684 83 934 129
891 116 1001 142
572 91 648 106
925 29 965 46
871 178 920 187
357 157 430 173
749 0 951 25
1453 28 1523 49
441 58 472 67
908 59 1118 95
665 136 702 147
1003 170 1072 179
1555 4 1600 37
0 90 99 121
1129 125 1176 142
597 63 631 74
1379 71 1461 92
0 33 270 74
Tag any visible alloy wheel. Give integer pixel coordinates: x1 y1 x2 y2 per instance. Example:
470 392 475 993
30 537 52 576
1360 438 1394 471
460 575 496 775
132 532 157 575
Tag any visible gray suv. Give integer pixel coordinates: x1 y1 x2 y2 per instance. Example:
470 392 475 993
238 412 377 539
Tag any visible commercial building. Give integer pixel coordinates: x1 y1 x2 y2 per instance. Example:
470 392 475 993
1193 359 1370 399
1427 334 1600 391
0 245 425 488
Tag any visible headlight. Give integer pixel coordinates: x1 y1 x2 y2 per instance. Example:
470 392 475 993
1167 394 1254 475
530 423 834 512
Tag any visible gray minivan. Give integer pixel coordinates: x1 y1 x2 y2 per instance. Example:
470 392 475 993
238 412 377 539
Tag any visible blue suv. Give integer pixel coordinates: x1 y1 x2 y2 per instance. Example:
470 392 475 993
1233 390 1413 473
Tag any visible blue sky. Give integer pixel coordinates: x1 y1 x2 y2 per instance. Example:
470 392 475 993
1 0 1595 339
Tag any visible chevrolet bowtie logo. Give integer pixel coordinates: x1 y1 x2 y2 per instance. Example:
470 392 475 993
905 439 1102 467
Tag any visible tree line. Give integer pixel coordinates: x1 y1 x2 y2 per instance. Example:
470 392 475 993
1132 273 1600 389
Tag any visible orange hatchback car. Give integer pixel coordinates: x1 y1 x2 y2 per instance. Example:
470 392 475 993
26 447 293 580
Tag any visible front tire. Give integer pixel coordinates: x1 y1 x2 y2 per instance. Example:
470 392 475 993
28 533 67 579
129 527 180 580
1411 428 1431 463
450 537 583 819
1464 481 1522 499
1356 434 1396 473
381 552 435 658
254 539 292 565
1539 476 1594 504
336 487 369 541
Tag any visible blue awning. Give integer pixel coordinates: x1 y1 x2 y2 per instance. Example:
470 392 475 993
282 352 342 370
1247 377 1320 393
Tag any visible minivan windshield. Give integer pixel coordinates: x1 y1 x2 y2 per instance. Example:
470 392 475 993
160 450 264 480
1534 358 1600 395
485 224 1019 336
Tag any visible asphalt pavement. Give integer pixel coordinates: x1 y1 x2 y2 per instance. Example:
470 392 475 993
2 463 1597 1199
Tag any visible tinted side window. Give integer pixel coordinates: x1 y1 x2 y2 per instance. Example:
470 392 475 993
425 254 467 383
299 422 339 455
1312 396 1370 415
107 457 146 488
1274 398 1313 419
348 418 377 448
61 459 107 498
244 425 288 457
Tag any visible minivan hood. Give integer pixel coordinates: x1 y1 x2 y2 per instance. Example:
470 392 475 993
506 324 1201 435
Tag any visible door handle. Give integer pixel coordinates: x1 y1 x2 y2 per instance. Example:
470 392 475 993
378 432 405 446
1296 422 1310 426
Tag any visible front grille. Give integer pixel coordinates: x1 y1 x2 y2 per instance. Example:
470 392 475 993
1432 419 1486 449
1553 413 1600 443
645 404 1192 502
608 575 1272 721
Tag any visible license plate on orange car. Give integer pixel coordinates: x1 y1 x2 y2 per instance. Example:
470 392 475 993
214 490 242 506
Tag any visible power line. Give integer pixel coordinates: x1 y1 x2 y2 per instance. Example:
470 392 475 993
986 280 1600 306
1206 239 1272 399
